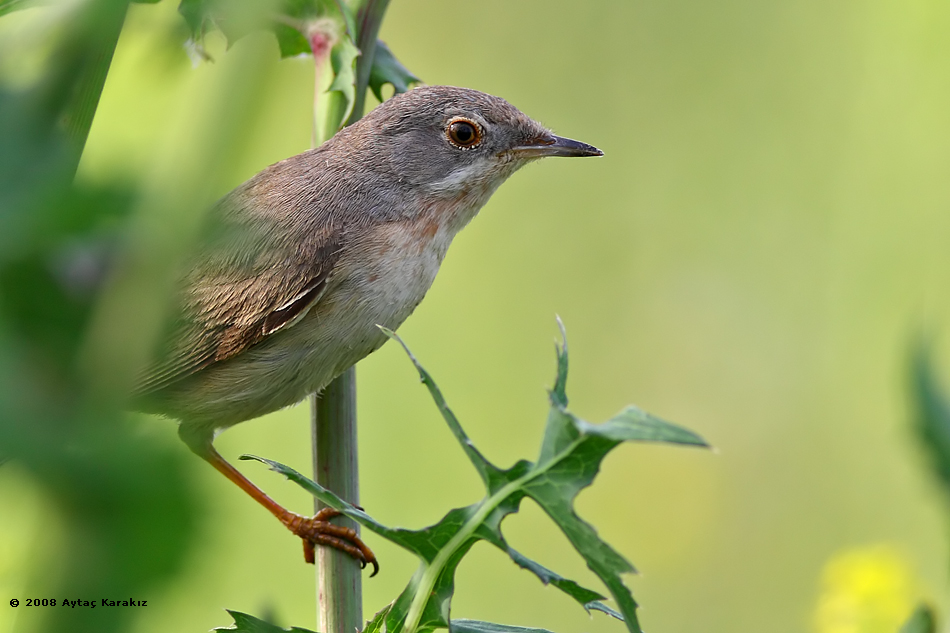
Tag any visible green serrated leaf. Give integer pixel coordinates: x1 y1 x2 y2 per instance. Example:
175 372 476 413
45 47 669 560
503 547 623 621
326 36 360 126
392 324 708 632
214 610 317 633
899 605 936 633
362 603 394 633
273 23 311 58
581 406 709 446
586 601 625 621
250 323 707 633
368 40 421 102
450 621 556 633
179 0 264 46
550 316 570 408
379 327 620 624
176 0 353 59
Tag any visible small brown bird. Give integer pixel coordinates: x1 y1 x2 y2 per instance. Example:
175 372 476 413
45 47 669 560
133 85 602 574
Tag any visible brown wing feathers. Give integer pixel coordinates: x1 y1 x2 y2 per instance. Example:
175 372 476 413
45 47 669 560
131 188 343 398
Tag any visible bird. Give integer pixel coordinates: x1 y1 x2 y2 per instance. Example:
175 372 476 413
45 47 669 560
132 85 602 575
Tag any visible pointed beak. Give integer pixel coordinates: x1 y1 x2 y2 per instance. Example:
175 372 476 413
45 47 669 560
508 134 604 159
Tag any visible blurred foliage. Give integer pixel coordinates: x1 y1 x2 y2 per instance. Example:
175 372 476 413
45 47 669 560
911 345 950 501
0 3 435 633
178 0 356 57
898 605 935 633
0 0 38 18
0 0 384 631
243 327 707 632
902 345 950 633
173 0 418 134
0 1 198 632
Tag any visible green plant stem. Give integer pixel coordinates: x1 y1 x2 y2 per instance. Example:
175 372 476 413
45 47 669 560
310 3 391 631
318 90 349 146
345 0 390 127
310 369 361 633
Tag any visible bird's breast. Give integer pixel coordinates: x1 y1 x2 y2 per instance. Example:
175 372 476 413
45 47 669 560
343 213 454 320
338 194 487 325
284 212 459 380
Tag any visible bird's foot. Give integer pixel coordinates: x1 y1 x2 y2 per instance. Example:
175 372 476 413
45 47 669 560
282 508 378 576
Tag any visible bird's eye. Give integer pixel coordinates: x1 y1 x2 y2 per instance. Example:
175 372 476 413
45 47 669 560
446 118 482 149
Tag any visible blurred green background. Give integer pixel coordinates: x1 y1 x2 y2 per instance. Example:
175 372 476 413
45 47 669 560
2 0 950 632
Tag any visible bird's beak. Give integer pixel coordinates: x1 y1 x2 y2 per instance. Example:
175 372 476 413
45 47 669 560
508 134 603 158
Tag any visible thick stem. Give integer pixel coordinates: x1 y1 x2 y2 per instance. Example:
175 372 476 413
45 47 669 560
309 27 363 633
345 0 391 127
310 3 392 630
306 20 338 148
310 368 361 633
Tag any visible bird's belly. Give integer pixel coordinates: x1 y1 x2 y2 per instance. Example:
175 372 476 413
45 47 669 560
182 221 447 428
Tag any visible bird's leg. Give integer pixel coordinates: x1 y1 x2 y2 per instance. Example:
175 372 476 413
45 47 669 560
202 445 378 576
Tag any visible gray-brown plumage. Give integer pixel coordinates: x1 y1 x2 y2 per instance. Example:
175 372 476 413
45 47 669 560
132 85 602 572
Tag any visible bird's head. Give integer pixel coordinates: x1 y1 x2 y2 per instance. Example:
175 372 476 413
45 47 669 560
341 85 602 209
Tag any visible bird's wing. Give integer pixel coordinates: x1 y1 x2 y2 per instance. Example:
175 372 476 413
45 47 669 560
132 200 343 398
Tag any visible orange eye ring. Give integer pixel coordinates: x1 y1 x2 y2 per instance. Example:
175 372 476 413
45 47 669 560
446 117 482 149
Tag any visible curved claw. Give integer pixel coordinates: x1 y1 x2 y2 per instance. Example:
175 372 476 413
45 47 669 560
283 510 379 576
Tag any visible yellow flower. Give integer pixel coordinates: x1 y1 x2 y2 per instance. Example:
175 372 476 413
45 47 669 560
814 544 918 633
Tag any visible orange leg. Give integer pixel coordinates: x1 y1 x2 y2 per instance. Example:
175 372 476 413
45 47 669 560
204 445 378 576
